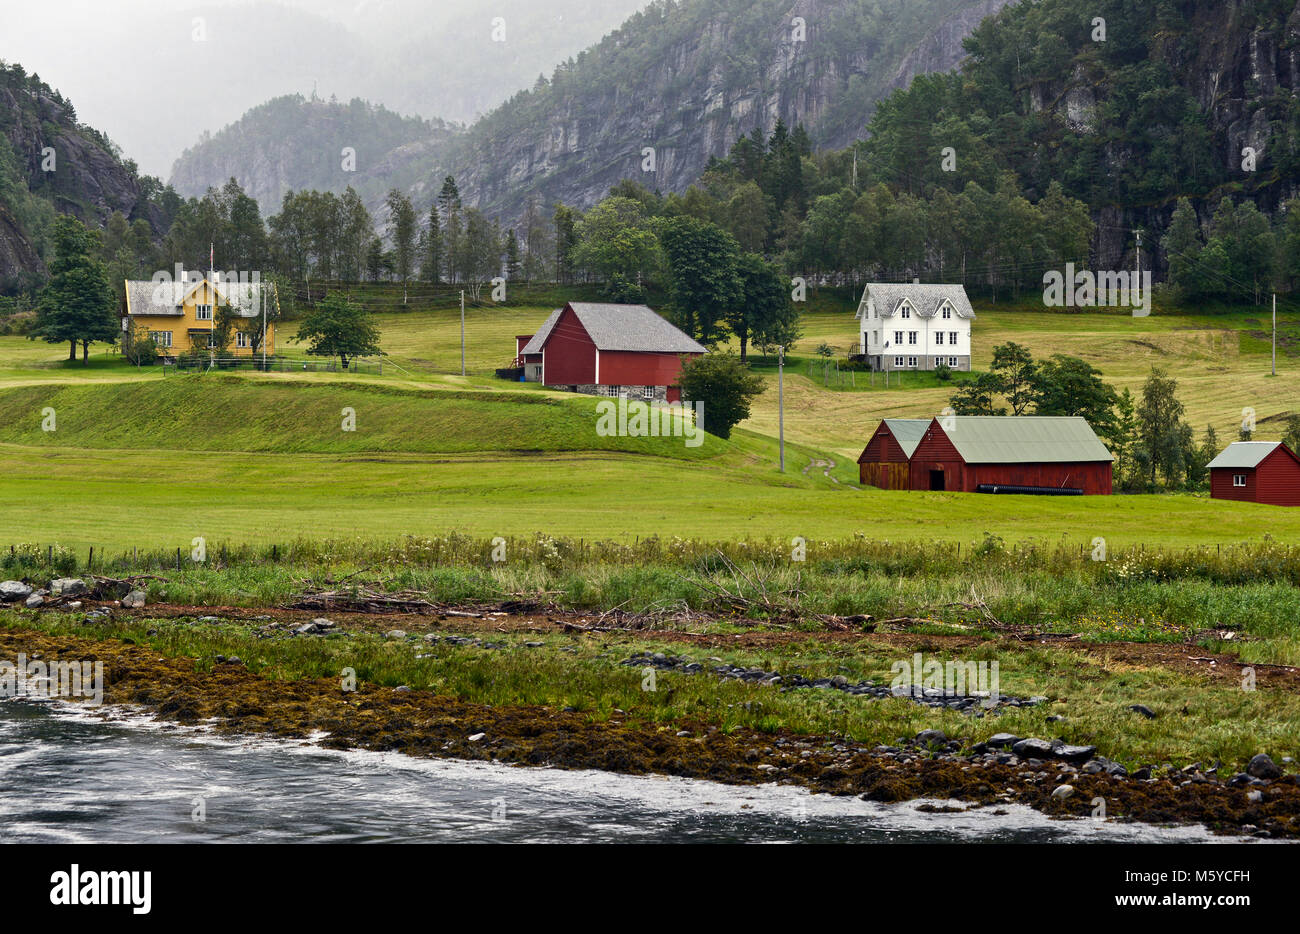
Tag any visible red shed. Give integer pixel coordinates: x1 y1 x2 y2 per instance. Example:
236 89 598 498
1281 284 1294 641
857 419 928 489
1208 441 1300 506
908 416 1113 495
515 302 706 402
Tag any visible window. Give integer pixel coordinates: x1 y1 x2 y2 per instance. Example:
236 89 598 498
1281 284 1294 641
894 331 903 344
949 356 958 368
908 331 917 345
1233 474 1247 487
936 332 945 345
236 331 249 348
941 306 952 320
195 304 212 321
150 331 172 348
865 332 872 346
900 305 911 319
949 331 958 344
894 356 904 368
907 356 918 368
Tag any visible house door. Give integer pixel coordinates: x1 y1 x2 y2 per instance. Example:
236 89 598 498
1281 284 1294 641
929 469 946 491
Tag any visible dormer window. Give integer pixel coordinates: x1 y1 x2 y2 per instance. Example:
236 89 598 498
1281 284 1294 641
196 304 212 321
900 304 911 319
941 304 952 320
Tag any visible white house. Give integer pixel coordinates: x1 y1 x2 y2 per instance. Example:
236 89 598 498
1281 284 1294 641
855 282 975 372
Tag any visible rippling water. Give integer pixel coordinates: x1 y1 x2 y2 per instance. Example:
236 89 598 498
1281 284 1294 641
0 698 1248 844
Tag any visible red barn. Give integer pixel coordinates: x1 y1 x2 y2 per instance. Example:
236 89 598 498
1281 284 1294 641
908 416 1113 495
1208 441 1300 506
516 302 706 402
857 419 928 489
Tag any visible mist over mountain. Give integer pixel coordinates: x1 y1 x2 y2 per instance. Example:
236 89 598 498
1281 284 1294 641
169 0 1011 224
2 0 648 179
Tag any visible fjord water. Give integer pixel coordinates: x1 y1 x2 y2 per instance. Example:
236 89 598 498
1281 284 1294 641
0 698 1238 844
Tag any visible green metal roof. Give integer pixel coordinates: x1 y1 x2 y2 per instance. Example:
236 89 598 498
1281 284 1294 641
882 419 930 459
1206 441 1280 470
938 416 1113 464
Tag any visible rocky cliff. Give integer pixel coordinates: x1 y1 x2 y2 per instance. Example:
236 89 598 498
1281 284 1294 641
167 0 1008 224
0 67 165 286
424 0 1011 222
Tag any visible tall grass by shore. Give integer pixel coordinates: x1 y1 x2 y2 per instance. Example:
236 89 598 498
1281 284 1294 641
6 535 1299 663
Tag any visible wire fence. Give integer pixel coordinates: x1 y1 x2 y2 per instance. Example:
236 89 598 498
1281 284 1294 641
163 356 383 375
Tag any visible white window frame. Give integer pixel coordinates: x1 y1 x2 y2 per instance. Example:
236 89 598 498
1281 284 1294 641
908 331 917 345
893 356 904 368
195 304 212 321
941 306 952 320
950 331 959 344
150 331 172 347
894 330 904 344
907 356 918 368
1233 474 1247 488
948 356 958 368
900 304 911 319
936 332 945 345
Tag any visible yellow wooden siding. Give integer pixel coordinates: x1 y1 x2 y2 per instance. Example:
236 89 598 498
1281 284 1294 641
125 279 275 355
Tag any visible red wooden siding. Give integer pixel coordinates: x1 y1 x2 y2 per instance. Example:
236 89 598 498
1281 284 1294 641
599 349 699 391
1211 447 1300 506
541 307 597 385
1211 468 1257 503
908 421 966 492
858 424 912 488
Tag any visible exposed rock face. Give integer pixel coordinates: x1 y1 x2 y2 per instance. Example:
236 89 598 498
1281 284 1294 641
884 0 1014 96
167 0 1010 225
0 81 163 282
440 0 1010 223
1018 1 1300 273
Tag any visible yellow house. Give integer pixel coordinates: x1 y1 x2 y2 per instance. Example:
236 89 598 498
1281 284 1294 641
122 269 277 359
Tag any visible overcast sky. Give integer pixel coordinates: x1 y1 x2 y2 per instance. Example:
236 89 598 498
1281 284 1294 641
3 0 645 179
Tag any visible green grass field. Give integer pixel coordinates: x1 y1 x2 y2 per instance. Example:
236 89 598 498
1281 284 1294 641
1 294 1298 553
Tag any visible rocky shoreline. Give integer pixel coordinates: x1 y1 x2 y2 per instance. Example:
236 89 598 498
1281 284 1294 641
0 622 1296 839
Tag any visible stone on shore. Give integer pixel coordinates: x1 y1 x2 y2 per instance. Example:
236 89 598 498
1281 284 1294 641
0 581 32 602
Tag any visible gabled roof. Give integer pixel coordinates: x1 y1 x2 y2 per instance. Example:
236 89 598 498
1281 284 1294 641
124 275 274 319
1207 441 1290 470
519 309 563 356
857 283 976 321
929 416 1113 464
526 303 707 355
858 418 930 463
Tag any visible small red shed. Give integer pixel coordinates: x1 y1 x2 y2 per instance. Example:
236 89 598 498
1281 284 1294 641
1208 441 1300 506
515 302 706 402
908 416 1113 495
857 419 928 489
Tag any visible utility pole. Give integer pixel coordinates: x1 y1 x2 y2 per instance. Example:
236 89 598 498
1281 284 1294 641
1273 292 1277 377
261 282 267 371
1134 229 1142 279
778 345 785 472
460 289 466 377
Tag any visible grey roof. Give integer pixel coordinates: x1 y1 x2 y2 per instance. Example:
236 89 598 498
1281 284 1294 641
881 418 930 459
525 303 706 354
124 275 274 319
1207 441 1282 470
857 283 976 320
934 416 1113 464
519 309 562 356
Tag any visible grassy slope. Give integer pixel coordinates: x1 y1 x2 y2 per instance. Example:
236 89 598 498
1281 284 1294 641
3 299 1300 551
0 375 729 458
